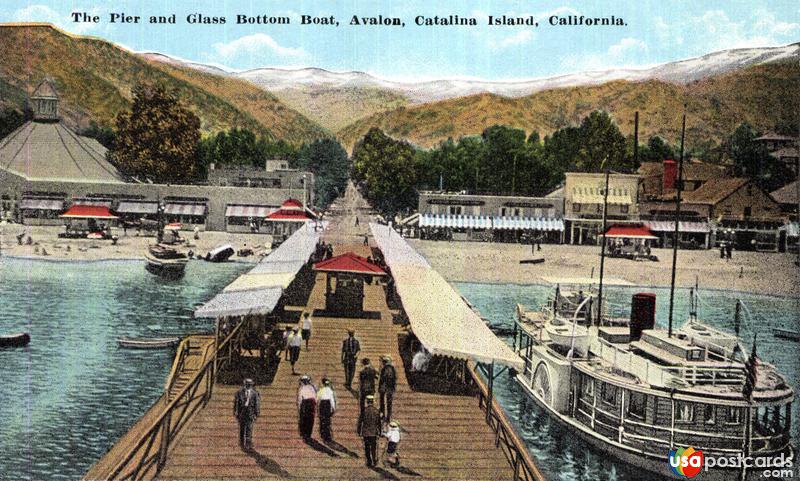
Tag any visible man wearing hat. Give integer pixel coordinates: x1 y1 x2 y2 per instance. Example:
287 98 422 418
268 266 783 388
288 327 302 374
233 378 260 450
341 329 361 389
378 355 397 422
358 358 377 414
358 395 381 467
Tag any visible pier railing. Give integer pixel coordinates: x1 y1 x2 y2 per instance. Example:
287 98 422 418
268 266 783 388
86 321 244 481
469 362 546 481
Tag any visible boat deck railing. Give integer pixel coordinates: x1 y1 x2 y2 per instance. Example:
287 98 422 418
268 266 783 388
83 320 245 481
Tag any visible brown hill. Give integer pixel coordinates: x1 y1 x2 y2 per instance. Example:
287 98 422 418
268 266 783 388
0 24 327 144
337 62 800 150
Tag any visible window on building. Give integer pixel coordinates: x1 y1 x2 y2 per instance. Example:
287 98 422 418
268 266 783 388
500 207 507 216
628 391 646 419
676 401 694 422
687 349 703 361
573 203 581 213
582 378 594 397
726 406 742 424
449 206 463 215
621 205 629 214
744 206 752 217
704 404 715 424
513 208 522 216
596 204 602 213
601 383 617 405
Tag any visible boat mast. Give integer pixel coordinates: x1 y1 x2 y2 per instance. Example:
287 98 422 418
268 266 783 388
668 113 687 338
596 170 610 327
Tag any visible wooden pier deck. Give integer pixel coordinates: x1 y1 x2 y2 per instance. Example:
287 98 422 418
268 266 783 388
155 242 514 480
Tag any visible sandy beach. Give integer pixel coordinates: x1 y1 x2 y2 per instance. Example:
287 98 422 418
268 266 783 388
0 224 270 263
410 239 800 298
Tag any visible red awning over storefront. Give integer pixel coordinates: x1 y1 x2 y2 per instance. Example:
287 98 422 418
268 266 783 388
60 205 118 219
603 225 658 239
314 252 387 275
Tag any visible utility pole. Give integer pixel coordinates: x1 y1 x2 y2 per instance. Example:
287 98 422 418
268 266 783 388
596 170 610 327
668 113 687 338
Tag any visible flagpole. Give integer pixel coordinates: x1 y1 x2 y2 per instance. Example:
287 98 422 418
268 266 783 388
596 170 610 327
668 113 687 338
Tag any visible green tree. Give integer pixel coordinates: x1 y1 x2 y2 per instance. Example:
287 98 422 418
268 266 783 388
79 121 116 149
729 123 790 191
575 110 631 172
0 107 29 140
481 125 526 194
639 136 675 162
110 82 200 183
352 128 418 216
296 138 350 209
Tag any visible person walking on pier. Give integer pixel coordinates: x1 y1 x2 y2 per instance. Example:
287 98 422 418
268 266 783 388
280 326 292 360
288 328 302 374
297 375 317 441
341 330 361 389
358 395 381 467
379 355 397 423
317 377 337 442
301 312 313 351
359 358 378 413
233 378 260 450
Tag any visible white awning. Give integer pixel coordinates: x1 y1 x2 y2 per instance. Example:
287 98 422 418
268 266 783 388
73 199 113 207
370 223 523 370
194 288 283 318
20 198 63 210
782 222 799 237
165 203 206 216
116 201 158 215
645 220 710 234
194 222 324 318
225 204 275 217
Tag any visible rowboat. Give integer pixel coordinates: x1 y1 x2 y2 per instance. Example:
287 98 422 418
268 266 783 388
0 332 30 348
117 336 180 349
145 244 188 279
773 327 800 341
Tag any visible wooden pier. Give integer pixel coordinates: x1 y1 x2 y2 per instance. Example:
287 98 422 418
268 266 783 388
86 184 545 481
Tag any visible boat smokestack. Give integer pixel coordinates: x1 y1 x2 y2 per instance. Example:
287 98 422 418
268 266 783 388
630 293 656 341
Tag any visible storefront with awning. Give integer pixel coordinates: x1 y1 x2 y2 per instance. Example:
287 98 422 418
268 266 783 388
602 224 658 259
163 202 207 229
370 223 523 371
19 197 65 225
418 213 564 242
644 220 711 249
60 204 119 232
262 199 317 238
224 204 277 233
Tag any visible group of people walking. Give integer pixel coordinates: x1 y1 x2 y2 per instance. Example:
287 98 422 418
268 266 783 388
233 327 402 468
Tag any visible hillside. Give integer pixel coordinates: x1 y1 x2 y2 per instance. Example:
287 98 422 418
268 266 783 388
337 61 800 150
0 24 326 144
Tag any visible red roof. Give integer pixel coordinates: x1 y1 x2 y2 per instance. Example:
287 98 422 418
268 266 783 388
314 252 387 275
603 225 658 239
282 198 303 208
266 209 315 221
60 205 118 219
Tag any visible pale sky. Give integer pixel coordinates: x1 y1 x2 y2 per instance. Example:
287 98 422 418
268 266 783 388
2 0 798 81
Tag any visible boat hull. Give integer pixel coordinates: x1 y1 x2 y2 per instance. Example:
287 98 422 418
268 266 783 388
144 253 188 279
0 332 30 348
117 337 180 349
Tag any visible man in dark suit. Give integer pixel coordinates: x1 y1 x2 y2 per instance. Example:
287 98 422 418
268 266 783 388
358 395 382 467
341 329 361 389
233 378 260 450
358 358 378 414
379 355 397 422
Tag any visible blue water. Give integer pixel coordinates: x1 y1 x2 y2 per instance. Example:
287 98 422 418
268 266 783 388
0 257 249 481
456 282 800 481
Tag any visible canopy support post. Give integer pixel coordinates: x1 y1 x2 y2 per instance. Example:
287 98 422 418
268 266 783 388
486 361 494 423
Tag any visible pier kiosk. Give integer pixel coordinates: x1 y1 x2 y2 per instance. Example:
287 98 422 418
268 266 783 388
313 252 387 316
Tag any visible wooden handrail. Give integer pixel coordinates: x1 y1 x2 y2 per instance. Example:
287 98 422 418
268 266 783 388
85 321 245 481
468 362 547 481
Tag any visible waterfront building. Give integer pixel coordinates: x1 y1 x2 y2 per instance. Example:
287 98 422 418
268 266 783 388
0 79 314 232
415 191 565 243
563 172 641 245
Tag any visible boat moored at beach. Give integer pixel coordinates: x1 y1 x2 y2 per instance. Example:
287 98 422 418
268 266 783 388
144 244 189 279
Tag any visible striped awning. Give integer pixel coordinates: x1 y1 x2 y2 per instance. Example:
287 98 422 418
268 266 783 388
493 216 564 231
164 203 206 216
20 198 64 210
419 214 564 231
225 204 275 217
645 220 710 234
116 201 158 215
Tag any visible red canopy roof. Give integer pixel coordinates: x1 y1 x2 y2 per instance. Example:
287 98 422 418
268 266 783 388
60 205 118 219
314 252 387 275
603 225 658 239
266 209 315 221
282 198 303 208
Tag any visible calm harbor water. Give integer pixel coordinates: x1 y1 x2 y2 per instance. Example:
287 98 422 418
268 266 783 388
456 282 800 481
0 257 796 481
0 257 249 481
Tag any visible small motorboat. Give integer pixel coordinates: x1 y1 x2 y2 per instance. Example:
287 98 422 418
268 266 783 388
0 332 30 348
145 244 188 279
117 336 180 349
206 244 234 263
773 327 800 342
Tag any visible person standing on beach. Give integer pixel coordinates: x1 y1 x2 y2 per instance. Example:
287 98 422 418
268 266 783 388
378 355 396 422
317 377 337 441
297 375 317 441
341 330 360 389
233 378 260 450
301 312 313 351
358 395 381 467
358 358 378 413
288 328 302 374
